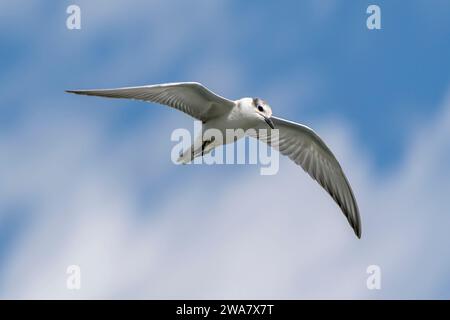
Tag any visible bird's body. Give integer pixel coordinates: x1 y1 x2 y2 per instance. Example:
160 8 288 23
67 82 362 238
184 112 246 159
178 97 269 162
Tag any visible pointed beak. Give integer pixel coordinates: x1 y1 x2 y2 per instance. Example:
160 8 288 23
264 116 275 129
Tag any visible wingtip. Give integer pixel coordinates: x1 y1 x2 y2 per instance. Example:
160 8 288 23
349 217 362 239
354 227 362 239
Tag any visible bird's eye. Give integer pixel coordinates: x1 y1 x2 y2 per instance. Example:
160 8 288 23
257 105 264 112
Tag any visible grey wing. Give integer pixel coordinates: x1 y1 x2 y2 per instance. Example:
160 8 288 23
66 82 235 122
255 116 361 238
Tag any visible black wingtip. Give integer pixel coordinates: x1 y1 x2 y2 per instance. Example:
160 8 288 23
66 89 89 95
355 227 362 239
349 217 362 239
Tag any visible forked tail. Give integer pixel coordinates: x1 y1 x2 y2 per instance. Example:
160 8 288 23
177 139 214 164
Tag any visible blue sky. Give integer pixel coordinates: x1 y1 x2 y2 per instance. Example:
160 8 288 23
1 0 450 298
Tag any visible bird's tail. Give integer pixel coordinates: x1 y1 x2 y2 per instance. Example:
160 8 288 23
177 146 195 164
177 139 214 164
177 143 203 164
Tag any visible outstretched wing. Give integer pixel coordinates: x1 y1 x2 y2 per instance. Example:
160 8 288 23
66 82 235 121
254 116 361 238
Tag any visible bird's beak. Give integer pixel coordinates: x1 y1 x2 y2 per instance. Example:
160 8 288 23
264 116 275 129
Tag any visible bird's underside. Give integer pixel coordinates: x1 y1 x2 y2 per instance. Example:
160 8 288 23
177 135 216 164
66 82 362 238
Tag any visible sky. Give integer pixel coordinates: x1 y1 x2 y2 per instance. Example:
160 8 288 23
0 0 450 299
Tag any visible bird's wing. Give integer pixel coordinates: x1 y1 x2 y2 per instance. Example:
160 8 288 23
253 116 361 238
66 82 235 122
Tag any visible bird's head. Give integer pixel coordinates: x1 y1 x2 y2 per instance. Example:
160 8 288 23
253 97 274 129
238 97 274 129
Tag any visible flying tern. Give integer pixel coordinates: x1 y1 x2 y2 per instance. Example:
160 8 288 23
66 82 361 238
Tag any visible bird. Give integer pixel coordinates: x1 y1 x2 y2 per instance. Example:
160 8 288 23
66 82 361 238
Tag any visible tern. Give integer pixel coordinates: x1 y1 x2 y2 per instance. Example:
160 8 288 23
66 82 361 238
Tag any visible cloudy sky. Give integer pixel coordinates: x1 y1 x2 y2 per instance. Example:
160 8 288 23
1 0 450 299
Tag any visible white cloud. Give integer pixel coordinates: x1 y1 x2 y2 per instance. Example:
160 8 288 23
2 87 450 299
